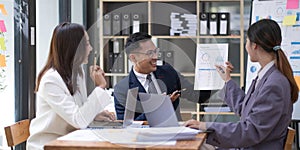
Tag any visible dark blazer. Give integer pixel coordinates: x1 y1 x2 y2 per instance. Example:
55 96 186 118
114 63 182 121
206 65 293 149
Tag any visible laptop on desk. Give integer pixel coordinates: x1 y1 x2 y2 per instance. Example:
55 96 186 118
138 93 179 127
88 87 139 129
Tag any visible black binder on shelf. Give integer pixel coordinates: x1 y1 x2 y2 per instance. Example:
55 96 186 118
112 13 121 35
208 13 218 35
103 14 111 36
104 40 114 73
218 13 230 35
157 51 164 66
164 51 174 66
122 13 131 35
199 13 209 35
112 39 124 73
132 13 142 34
108 52 114 73
116 52 124 73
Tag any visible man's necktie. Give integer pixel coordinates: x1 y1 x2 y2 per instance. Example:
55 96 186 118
147 74 157 94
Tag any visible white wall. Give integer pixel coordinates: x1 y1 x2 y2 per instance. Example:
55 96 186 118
36 0 59 74
36 0 84 73
71 0 83 25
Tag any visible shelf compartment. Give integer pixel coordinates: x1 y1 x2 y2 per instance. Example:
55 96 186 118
151 2 197 35
105 73 129 76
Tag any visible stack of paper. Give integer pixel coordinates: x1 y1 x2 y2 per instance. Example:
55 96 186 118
170 12 197 36
136 126 199 142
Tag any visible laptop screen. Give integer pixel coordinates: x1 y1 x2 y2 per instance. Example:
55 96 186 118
123 87 138 127
138 93 179 127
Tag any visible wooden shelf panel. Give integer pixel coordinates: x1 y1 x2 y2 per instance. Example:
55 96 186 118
200 102 226 105
105 73 242 77
181 73 195 77
105 73 129 76
231 73 241 77
181 73 241 77
102 0 240 2
102 0 148 2
199 35 241 39
151 0 196 2
152 36 197 39
103 35 241 39
103 36 128 39
200 0 240 2
191 112 235 115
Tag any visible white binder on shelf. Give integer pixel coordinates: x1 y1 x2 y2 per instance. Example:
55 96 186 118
132 13 141 33
199 13 209 35
219 13 230 35
209 13 218 35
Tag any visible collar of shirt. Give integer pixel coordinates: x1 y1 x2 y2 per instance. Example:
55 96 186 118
256 60 275 86
133 68 149 89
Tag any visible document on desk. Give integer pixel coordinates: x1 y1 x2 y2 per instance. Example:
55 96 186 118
194 43 228 90
57 129 104 142
92 126 199 145
57 127 199 145
135 126 200 142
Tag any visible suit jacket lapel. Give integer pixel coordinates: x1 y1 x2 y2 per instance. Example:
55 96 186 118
128 69 146 93
241 65 277 116
254 65 276 93
153 67 168 93
242 78 257 112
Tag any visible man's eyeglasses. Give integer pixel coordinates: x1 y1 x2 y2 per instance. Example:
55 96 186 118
132 48 160 58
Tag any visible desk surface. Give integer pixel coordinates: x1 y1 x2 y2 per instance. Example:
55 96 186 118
44 133 207 150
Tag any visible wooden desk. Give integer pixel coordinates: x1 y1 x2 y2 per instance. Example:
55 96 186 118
44 133 207 150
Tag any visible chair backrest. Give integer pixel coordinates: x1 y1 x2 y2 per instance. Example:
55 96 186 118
4 119 30 149
284 127 296 150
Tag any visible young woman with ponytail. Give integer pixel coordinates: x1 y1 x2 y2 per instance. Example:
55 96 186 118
185 19 299 149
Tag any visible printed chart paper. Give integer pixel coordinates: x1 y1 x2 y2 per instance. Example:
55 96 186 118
194 44 228 90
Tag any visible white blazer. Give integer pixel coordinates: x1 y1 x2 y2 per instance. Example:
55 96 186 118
27 68 111 150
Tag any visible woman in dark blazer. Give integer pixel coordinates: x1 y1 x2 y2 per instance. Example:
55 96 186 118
185 19 299 149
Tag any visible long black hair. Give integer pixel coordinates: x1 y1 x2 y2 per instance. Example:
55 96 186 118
247 19 298 103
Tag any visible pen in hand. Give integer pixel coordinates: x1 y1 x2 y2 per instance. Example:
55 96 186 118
216 66 225 73
175 88 187 94
93 51 99 86
93 50 97 67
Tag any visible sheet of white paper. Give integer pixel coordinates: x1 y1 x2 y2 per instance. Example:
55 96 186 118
194 44 228 90
57 129 104 141
91 128 178 145
92 127 199 145
57 126 201 146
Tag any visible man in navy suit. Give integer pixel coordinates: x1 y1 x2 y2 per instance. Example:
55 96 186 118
114 32 210 121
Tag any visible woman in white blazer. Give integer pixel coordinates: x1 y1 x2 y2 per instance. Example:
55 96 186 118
27 22 115 150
